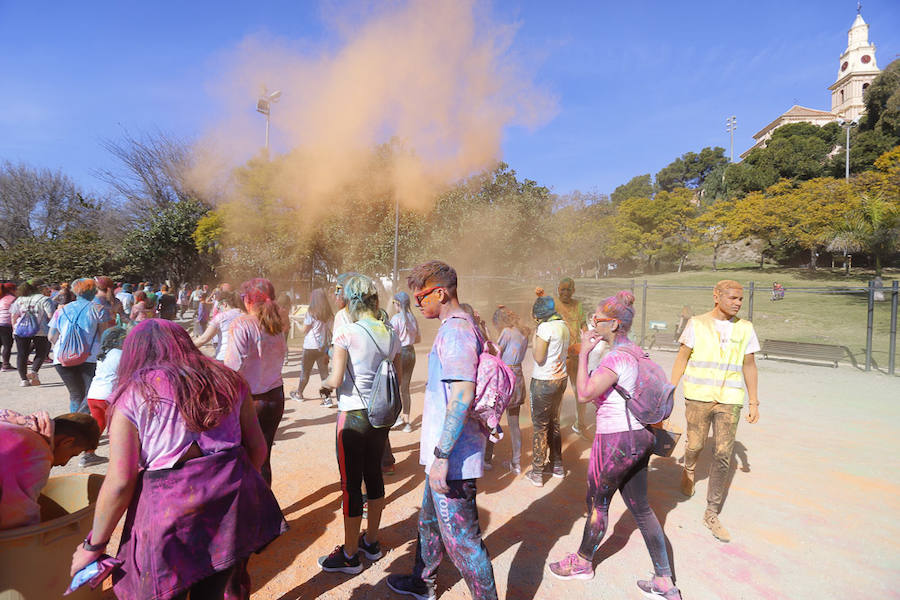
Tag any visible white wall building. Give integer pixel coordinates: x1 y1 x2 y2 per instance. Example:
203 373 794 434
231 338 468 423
741 11 880 159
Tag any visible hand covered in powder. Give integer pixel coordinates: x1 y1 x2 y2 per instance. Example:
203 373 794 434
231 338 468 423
746 404 760 424
580 330 602 355
429 458 449 494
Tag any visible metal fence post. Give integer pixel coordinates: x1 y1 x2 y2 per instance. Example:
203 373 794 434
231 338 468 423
748 281 755 321
866 280 875 372
630 279 635 295
640 280 648 347
889 280 898 376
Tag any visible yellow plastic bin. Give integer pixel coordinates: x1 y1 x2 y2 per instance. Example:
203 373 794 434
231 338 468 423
0 473 104 600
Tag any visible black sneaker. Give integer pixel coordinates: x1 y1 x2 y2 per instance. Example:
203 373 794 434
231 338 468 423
318 545 362 574
386 574 436 600
358 533 383 560
552 463 566 479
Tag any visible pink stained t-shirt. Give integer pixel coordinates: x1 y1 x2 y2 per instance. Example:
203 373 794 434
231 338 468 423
593 349 645 435
224 314 287 395
0 422 53 529
113 371 244 471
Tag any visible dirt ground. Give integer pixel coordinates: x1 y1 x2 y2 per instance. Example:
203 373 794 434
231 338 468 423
5 320 899 600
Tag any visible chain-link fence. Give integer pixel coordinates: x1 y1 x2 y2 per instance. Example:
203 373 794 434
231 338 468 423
461 275 899 376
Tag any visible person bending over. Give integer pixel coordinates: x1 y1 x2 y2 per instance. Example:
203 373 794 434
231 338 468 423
0 410 99 530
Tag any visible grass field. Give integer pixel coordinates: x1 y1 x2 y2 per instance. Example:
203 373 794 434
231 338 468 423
462 267 899 375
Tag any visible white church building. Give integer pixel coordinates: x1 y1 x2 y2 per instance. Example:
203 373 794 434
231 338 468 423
740 11 880 159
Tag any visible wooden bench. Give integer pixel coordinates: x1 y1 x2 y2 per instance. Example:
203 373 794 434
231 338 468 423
645 332 682 352
760 339 846 368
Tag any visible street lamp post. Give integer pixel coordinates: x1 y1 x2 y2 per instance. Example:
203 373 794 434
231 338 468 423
256 89 282 151
726 115 737 162
838 117 859 180
392 195 400 293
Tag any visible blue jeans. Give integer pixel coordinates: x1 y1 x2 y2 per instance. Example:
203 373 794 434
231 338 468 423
412 477 497 600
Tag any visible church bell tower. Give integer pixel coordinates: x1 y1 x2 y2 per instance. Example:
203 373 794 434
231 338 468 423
828 9 880 120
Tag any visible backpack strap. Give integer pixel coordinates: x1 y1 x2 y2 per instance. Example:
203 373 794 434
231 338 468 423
346 321 395 409
606 346 642 456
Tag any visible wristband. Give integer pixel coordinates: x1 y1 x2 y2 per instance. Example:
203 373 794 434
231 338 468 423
433 447 451 460
82 534 108 552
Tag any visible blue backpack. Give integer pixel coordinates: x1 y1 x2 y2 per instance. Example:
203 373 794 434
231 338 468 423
57 303 98 367
14 303 40 338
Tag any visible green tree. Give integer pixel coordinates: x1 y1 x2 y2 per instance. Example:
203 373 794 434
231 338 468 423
120 197 212 286
610 174 654 204
828 193 899 276
613 188 697 272
776 178 855 270
726 187 791 267
693 198 737 270
728 123 842 195
655 147 728 192
0 229 121 283
859 58 900 139
426 163 552 275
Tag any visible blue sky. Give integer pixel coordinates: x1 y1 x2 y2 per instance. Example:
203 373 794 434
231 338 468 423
1 0 897 199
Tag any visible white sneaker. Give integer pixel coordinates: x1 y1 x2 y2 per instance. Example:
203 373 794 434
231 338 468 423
19 380 30 387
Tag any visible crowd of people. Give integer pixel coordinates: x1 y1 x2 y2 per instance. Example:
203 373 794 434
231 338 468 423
0 265 764 600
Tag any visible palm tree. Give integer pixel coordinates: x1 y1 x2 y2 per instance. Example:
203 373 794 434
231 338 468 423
827 194 899 277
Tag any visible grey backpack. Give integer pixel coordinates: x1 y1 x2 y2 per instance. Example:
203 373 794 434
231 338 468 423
348 322 402 428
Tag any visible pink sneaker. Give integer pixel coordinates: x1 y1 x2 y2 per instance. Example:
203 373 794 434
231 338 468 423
548 553 593 580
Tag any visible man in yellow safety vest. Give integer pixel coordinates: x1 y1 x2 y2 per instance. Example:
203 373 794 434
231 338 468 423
670 280 760 543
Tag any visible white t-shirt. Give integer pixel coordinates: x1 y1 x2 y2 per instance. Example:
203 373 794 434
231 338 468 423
593 349 646 434
678 317 760 354
86 349 122 401
211 308 242 361
333 318 400 411
531 319 570 380
333 308 353 340
390 312 419 347
303 312 331 350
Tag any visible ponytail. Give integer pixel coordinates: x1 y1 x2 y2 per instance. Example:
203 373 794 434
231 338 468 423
255 299 285 336
240 278 285 335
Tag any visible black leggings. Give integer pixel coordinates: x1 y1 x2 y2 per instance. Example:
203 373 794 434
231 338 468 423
336 409 388 517
0 324 12 366
577 428 672 577
253 385 285 486
56 362 96 413
15 335 51 381
296 347 329 397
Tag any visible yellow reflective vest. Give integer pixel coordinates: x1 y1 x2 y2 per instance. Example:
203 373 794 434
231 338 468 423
682 315 755 405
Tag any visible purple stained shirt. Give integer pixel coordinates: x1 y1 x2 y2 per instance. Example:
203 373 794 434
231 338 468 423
224 314 286 395
113 370 244 471
497 327 528 366
594 348 644 435
419 314 486 480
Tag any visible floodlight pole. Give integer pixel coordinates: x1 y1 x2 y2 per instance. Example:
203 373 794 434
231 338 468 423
726 116 737 162
839 117 859 180
392 194 400 292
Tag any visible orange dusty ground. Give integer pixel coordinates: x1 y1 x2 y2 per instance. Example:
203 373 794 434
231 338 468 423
9 321 900 599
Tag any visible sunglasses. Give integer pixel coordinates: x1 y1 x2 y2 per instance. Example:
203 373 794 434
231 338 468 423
414 285 443 307
590 315 616 327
